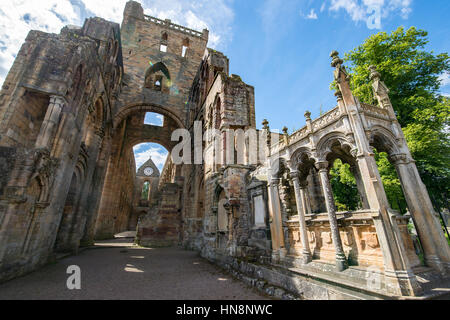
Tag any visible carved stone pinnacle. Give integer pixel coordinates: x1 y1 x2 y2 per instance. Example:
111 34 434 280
304 111 311 120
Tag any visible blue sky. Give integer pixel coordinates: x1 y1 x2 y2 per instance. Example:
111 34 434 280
0 1 448 171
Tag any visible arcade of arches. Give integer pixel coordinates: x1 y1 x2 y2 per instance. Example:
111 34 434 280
0 1 448 300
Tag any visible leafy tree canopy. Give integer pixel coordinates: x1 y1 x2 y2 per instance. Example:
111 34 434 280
344 26 450 127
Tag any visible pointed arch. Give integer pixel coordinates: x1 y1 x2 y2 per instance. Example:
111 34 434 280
144 62 171 90
146 62 171 81
161 32 168 42
368 125 401 156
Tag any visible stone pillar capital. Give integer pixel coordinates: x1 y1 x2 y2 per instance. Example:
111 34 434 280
350 148 359 158
389 153 409 165
289 171 300 180
269 178 280 186
315 161 329 172
49 95 67 107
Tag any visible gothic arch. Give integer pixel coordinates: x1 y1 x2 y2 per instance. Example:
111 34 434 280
316 132 356 162
368 125 401 156
145 62 171 81
213 183 225 206
214 94 222 129
289 146 316 168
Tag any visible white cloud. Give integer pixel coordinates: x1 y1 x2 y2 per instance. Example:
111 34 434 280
329 0 413 27
0 0 234 87
144 113 164 126
306 9 318 20
438 72 450 87
79 0 127 23
133 143 169 171
0 0 82 87
146 0 233 48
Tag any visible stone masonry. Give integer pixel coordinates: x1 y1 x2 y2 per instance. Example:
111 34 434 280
0 1 448 299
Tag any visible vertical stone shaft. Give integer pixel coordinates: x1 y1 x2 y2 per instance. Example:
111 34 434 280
317 163 348 271
290 171 312 263
393 156 450 272
35 96 64 150
267 177 286 259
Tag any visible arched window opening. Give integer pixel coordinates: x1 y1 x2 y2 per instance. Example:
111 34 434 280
144 62 171 92
141 181 150 200
215 97 221 129
182 38 189 57
160 32 168 52
133 143 168 176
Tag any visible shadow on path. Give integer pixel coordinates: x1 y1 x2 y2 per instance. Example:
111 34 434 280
0 238 269 300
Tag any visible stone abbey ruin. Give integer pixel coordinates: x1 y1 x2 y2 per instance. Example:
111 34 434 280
0 1 449 300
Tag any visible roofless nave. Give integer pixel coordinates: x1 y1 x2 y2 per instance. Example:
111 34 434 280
0 1 448 300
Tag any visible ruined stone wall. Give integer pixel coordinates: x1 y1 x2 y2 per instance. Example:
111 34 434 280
0 18 123 282
94 122 136 239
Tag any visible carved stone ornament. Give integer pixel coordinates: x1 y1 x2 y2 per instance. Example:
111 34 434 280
34 149 59 178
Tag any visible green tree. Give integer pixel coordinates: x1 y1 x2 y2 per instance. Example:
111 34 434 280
330 159 360 211
374 150 406 213
344 26 450 127
339 26 450 212
403 98 450 210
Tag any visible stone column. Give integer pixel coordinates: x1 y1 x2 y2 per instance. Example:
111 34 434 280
35 96 65 150
267 177 287 260
316 161 348 271
350 164 370 210
71 129 105 248
391 154 450 272
290 171 312 263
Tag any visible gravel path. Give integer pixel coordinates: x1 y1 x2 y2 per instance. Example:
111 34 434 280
0 239 269 300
